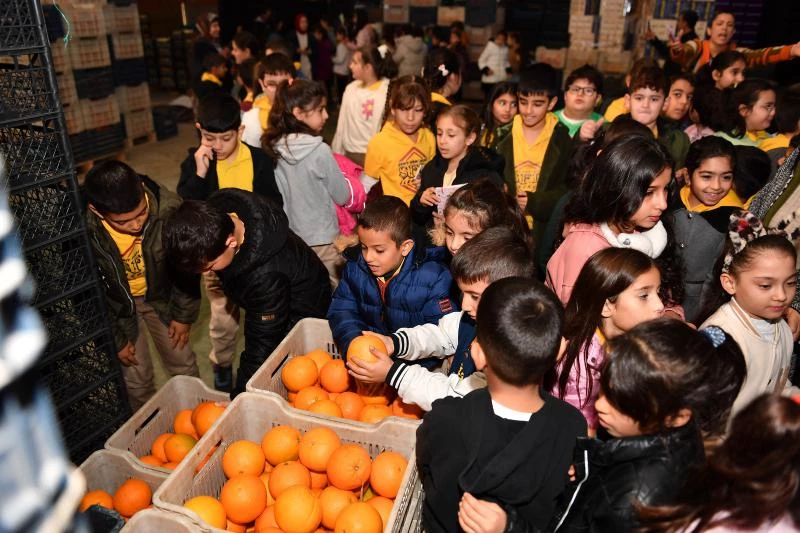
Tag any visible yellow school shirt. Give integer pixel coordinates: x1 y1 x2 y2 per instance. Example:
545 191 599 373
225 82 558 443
253 94 272 131
603 97 626 122
759 133 789 153
512 112 558 195
431 92 452 105
200 72 223 86
217 142 255 192
679 185 744 212
364 121 436 205
102 218 147 296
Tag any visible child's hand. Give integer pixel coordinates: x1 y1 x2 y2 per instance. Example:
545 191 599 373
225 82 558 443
419 187 439 207
362 330 393 355
792 42 800 58
458 493 507 533
346 346 393 383
168 321 191 349
784 307 800 341
578 117 604 141
194 145 214 178
117 341 138 367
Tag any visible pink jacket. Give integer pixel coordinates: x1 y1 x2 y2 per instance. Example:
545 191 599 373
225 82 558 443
546 223 609 304
333 153 367 236
549 333 605 430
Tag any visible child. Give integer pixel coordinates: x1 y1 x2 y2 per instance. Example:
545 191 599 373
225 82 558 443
685 84 727 142
332 27 351 104
364 75 435 206
641 394 800 532
194 53 227 101
311 25 334 99
393 24 427 78
417 277 587 533
554 64 604 138
733 145 772 205
421 47 462 129
551 248 665 433
716 78 777 147
331 45 397 166
760 88 800 169
662 73 695 124
669 136 742 323
163 189 332 396
603 58 658 122
708 50 746 90
241 52 295 147
327 196 454 355
547 319 735 531
347 227 535 411
700 212 800 416
263 79 351 287
478 31 510 99
479 81 517 148
547 135 684 314
236 57 257 112
410 105 505 246
85 162 200 409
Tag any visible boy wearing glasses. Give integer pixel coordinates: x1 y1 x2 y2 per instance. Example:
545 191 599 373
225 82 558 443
554 65 604 137
242 52 296 146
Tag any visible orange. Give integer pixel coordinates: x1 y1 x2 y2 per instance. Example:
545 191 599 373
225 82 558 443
274 485 322 533
259 472 277 506
80 489 113 512
254 504 279 531
326 444 372 491
391 398 424 419
334 392 365 421
294 386 329 411
151 432 172 463
319 360 350 394
281 356 319 392
358 404 392 424
310 470 328 490
184 495 227 529
261 425 301 466
369 451 407 498
367 496 393 529
334 502 382 533
358 383 394 406
287 391 297 403
308 399 343 418
227 519 247 532
161 461 179 470
220 474 268 524
112 478 152 517
192 401 227 437
268 460 311 499
298 427 341 472
173 408 199 438
318 486 357 530
346 336 385 363
139 455 163 467
164 433 197 463
223 440 266 478
305 349 333 372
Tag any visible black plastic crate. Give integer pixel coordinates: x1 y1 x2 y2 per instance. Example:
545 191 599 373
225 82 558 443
8 177 82 248
36 287 108 355
1 0 47 52
112 57 147 86
0 119 72 191
42 4 65 43
25 235 95 305
69 130 93 163
0 52 58 126
73 67 115 100
152 106 177 140
89 122 125 157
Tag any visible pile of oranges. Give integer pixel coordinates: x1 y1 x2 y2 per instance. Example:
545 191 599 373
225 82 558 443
79 478 152 521
280 337 423 424
184 423 408 533
139 401 226 470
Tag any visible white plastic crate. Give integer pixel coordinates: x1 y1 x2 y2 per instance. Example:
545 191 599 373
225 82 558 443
81 96 120 129
63 103 85 134
153 393 421 533
111 33 145 60
122 508 197 532
68 37 111 69
50 43 71 73
63 2 107 38
105 376 229 470
116 83 150 113
124 109 154 140
57 72 77 106
79 449 168 498
104 4 141 34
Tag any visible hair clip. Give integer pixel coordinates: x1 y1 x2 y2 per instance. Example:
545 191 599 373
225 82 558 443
438 64 450 77
722 211 788 273
377 44 389 59
700 326 726 348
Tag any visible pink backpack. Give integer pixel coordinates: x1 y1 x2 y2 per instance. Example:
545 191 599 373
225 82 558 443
333 153 367 236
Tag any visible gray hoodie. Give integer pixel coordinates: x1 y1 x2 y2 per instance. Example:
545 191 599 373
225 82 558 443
274 133 350 246
394 35 427 78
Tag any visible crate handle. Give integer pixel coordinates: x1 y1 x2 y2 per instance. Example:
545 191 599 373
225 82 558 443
269 352 292 380
134 407 161 435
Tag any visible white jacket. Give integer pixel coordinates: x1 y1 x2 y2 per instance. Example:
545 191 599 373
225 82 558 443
393 35 427 78
385 311 487 411
241 107 262 148
478 40 510 84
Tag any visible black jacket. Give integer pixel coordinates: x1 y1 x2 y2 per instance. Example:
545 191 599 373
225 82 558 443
177 143 283 206
546 422 704 533
208 189 331 394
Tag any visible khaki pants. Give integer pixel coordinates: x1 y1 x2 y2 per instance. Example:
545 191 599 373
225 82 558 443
204 271 240 367
312 243 344 289
123 297 199 410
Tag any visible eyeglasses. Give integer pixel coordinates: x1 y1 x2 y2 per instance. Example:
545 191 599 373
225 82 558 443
567 85 597 96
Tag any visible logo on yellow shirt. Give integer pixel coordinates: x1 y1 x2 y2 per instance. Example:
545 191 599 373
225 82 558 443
514 160 542 193
398 147 428 193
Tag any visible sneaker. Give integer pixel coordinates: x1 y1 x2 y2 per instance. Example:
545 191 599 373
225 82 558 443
213 364 233 393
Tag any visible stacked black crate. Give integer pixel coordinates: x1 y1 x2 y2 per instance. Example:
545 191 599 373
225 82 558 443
170 29 193 93
0 0 131 466
155 36 174 90
140 13 158 85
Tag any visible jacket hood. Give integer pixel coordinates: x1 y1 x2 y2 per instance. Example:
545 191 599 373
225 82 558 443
397 34 426 54
577 421 703 466
275 133 325 165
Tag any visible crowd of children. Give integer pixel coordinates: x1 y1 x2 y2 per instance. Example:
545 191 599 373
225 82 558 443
84 8 800 532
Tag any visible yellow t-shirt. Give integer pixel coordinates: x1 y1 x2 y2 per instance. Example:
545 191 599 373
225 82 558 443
759 133 789 153
201 72 223 86
217 142 254 192
431 92 452 105
253 94 272 131
680 185 744 212
512 113 558 195
603 96 626 122
364 121 436 205
102 218 146 296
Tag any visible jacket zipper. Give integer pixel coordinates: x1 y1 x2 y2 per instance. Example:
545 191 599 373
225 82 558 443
553 449 590 531
93 232 135 314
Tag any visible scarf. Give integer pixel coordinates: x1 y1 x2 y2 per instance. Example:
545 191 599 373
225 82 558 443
599 220 668 258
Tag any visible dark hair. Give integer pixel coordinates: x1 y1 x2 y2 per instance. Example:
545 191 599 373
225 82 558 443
163 200 234 273
357 195 412 244
680 9 699 28
382 75 431 127
629 64 668 95
197 92 242 132
733 145 771 200
722 78 776 138
257 52 295 78
443 179 530 246
481 81 517 136
696 50 746 87
262 79 327 160
356 45 398 80
450 226 535 284
669 72 694 91
552 248 659 410
601 318 745 435
710 9 736 24
518 63 560 99
625 57 659 85
202 52 226 71
437 104 481 139
564 64 604 96
237 57 257 92
775 89 800 135
422 47 460 92
690 84 728 130
684 135 736 176
640 394 800 532
475 277 563 386
232 31 261 58
84 161 144 214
